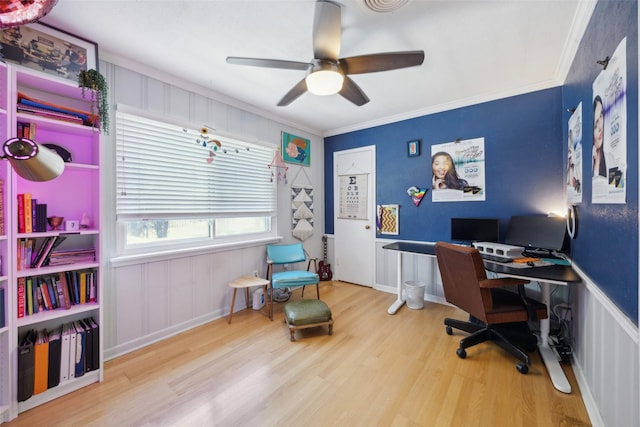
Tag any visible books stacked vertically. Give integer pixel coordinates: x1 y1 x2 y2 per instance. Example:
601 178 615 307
17 92 97 127
17 318 99 402
47 248 96 266
17 121 37 139
16 269 98 317
16 193 46 233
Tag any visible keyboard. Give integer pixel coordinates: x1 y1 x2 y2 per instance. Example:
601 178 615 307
480 253 513 263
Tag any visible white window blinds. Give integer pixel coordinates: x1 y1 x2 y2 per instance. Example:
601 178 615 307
116 111 276 219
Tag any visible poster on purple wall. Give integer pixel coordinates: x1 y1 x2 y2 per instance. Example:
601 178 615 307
592 37 626 204
567 102 583 204
431 138 486 202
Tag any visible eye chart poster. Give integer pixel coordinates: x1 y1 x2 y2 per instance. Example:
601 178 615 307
338 174 368 219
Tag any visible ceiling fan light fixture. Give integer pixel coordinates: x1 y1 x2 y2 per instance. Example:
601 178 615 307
0 0 58 28
305 61 344 96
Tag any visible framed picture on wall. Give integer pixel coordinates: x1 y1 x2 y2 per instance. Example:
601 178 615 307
0 22 98 84
407 139 421 157
282 131 311 166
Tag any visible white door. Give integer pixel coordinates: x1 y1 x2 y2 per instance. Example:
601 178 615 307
333 146 376 286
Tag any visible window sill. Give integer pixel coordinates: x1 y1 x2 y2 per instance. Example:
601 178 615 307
110 236 282 267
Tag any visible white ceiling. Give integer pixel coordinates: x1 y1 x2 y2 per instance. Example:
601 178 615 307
41 0 595 137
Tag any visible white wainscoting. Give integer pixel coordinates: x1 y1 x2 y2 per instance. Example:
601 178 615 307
373 238 639 427
106 244 268 359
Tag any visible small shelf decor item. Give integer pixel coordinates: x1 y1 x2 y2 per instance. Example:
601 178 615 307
407 139 420 157
78 69 109 134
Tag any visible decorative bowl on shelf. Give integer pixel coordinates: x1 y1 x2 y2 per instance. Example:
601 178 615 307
47 216 64 231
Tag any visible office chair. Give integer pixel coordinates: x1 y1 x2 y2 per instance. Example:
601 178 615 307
266 243 319 320
434 241 548 374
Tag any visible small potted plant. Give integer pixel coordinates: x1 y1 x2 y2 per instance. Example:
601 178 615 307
78 69 109 134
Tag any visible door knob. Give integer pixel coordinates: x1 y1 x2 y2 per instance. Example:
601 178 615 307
365 225 370 229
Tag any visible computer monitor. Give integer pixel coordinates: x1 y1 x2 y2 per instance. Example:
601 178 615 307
450 218 500 244
504 215 568 255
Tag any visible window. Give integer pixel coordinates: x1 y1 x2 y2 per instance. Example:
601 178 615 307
115 110 277 254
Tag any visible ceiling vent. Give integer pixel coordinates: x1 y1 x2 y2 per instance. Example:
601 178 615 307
363 0 410 13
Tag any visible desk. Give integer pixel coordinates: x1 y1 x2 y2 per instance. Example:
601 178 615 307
382 241 581 394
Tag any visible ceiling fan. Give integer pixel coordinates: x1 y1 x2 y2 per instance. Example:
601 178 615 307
226 0 425 107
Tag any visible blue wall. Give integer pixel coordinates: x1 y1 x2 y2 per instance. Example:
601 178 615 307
561 0 638 322
324 0 638 323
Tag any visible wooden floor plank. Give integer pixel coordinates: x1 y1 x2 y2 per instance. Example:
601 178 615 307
6 281 591 426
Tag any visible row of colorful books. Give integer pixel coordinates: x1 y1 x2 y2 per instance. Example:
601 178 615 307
17 193 48 234
17 318 99 402
17 269 98 318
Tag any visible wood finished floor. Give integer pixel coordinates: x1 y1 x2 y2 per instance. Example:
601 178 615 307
7 281 591 427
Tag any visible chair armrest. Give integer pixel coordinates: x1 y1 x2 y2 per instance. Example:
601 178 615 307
478 277 528 289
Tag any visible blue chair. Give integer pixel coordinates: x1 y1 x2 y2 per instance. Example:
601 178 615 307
266 243 319 320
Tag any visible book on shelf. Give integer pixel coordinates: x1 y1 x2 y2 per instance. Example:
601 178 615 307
17 193 24 233
26 277 34 316
84 317 99 372
18 329 35 402
17 121 37 139
31 235 67 268
23 193 32 233
58 271 72 309
47 247 96 266
48 326 62 389
0 287 5 327
45 276 59 309
18 237 35 270
0 178 4 236
33 329 50 395
60 323 72 382
17 91 97 126
73 321 86 377
17 277 25 318
68 322 77 380
35 203 47 232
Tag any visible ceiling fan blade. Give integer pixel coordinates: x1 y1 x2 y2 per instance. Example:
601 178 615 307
313 0 341 61
339 76 369 106
340 51 425 74
226 57 310 71
277 78 309 106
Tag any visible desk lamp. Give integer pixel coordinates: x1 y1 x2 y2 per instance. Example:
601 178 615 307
2 137 64 181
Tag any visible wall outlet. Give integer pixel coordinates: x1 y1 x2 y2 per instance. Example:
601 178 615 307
253 270 258 277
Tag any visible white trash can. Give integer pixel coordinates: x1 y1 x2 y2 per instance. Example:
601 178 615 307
404 280 425 310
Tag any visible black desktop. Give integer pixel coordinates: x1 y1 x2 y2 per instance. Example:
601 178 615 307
504 215 569 257
450 218 500 244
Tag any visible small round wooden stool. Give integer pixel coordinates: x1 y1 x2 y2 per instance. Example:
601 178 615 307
228 275 269 324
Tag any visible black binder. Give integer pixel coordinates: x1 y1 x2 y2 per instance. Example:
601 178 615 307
81 319 94 372
84 317 100 370
47 326 62 388
18 329 35 402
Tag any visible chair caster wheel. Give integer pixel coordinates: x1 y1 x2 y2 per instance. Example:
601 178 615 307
456 348 466 359
446 326 453 335
516 362 529 374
